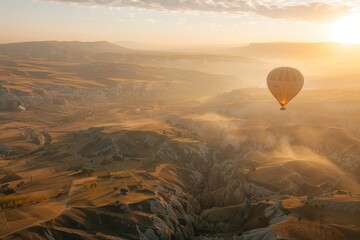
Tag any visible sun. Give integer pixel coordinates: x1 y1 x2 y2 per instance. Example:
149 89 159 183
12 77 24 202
331 14 360 44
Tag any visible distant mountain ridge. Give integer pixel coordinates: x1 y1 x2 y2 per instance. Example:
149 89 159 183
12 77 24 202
0 40 252 63
0 41 133 62
234 42 360 59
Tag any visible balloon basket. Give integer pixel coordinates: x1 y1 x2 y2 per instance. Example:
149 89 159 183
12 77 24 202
280 107 286 111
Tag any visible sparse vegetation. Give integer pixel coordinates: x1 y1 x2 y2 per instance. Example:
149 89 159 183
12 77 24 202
0 194 46 209
285 221 347 240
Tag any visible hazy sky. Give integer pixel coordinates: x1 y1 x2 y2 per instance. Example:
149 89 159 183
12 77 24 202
1 0 360 46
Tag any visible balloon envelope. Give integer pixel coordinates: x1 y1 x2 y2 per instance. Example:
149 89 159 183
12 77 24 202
267 67 304 110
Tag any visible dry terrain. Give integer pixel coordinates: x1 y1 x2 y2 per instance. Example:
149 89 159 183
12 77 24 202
0 41 359 240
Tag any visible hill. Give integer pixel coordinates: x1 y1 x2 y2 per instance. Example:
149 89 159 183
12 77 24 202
0 41 132 62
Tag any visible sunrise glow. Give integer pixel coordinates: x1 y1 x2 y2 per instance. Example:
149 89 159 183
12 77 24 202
332 13 360 44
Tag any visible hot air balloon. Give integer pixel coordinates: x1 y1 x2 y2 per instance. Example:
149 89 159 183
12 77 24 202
267 67 304 110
